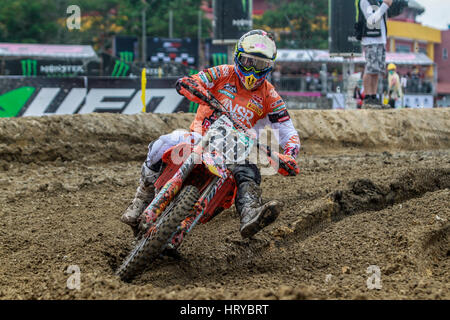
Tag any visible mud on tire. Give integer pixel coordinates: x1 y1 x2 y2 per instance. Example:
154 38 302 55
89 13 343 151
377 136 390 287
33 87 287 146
116 185 200 282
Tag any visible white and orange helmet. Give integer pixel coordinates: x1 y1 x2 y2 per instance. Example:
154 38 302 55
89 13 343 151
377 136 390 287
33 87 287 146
234 30 277 90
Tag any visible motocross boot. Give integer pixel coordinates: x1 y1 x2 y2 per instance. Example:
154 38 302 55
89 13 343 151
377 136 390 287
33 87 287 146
235 181 283 238
121 163 160 230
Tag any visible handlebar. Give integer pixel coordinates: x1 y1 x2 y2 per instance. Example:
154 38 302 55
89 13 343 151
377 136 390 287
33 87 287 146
178 80 297 176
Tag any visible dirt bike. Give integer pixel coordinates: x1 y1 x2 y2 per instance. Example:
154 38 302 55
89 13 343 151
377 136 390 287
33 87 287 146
116 84 296 282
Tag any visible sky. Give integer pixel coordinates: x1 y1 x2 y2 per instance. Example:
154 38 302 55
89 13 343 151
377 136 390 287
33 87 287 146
415 0 450 30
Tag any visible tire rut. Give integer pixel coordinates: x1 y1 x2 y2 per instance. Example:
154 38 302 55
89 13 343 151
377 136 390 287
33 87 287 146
272 168 450 244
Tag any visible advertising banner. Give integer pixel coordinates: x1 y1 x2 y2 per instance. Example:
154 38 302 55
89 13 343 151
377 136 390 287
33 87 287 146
328 0 362 57
147 38 198 66
0 77 190 118
3 59 96 77
404 95 434 109
213 0 253 44
113 35 138 62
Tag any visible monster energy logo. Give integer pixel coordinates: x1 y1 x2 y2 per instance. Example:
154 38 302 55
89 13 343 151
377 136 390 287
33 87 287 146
188 69 199 112
111 60 130 77
21 59 37 76
111 51 134 77
119 51 134 63
242 0 247 11
355 0 360 21
212 53 227 66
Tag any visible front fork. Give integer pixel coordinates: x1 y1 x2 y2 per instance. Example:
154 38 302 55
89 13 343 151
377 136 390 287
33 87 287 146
139 152 197 233
168 173 226 250
140 132 213 234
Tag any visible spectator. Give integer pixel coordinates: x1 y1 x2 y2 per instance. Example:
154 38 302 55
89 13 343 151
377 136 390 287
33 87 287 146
353 80 365 109
400 73 408 92
332 69 338 91
313 73 320 91
411 66 420 93
305 72 312 91
400 73 408 106
355 0 393 109
387 63 403 108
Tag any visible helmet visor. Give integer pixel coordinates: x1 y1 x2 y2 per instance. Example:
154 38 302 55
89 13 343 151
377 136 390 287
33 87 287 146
237 52 274 73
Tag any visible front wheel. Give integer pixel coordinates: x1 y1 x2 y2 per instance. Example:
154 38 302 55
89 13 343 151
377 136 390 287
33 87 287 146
116 185 199 282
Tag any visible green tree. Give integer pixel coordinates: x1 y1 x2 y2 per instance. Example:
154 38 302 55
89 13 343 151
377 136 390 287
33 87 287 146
0 0 60 43
254 0 328 49
144 0 210 38
0 0 211 52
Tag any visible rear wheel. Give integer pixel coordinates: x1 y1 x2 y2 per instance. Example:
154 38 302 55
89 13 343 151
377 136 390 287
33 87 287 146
116 185 199 282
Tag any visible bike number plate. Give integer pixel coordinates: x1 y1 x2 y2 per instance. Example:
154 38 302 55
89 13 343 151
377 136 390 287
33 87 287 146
206 115 254 164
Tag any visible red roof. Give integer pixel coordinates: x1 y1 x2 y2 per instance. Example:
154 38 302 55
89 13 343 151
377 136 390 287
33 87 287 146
437 83 450 94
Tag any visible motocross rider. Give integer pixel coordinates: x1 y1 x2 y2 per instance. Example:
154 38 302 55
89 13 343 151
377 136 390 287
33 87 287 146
121 30 301 239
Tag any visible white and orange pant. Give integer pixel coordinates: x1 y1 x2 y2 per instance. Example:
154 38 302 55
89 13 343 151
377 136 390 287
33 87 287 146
144 130 202 170
143 129 261 186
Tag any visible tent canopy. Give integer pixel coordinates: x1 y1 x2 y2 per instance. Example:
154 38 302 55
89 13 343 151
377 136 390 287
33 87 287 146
0 43 98 60
277 49 434 66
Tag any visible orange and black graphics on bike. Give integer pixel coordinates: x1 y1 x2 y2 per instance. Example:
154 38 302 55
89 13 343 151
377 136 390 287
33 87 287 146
142 156 195 236
141 139 237 244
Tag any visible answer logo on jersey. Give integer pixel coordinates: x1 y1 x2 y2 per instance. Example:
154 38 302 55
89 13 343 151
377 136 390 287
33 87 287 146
221 98 254 127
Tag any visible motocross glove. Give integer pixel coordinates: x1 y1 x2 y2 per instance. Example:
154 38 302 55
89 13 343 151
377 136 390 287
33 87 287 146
269 152 300 177
176 76 211 105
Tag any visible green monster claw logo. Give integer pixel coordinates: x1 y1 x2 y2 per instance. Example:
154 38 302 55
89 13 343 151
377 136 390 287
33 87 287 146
212 53 228 66
21 59 37 76
0 87 36 117
119 51 134 63
242 0 247 11
111 60 130 77
111 51 133 77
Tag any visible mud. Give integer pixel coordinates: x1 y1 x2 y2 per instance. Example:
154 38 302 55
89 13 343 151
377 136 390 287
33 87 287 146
0 109 449 300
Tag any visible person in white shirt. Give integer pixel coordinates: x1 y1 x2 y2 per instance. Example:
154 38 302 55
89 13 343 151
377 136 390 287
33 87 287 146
356 0 392 108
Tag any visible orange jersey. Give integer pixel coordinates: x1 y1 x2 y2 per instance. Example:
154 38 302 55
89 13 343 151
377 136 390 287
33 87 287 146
189 65 288 132
185 65 300 158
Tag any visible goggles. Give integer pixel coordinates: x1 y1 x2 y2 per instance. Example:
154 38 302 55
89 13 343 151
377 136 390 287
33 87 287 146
237 52 274 73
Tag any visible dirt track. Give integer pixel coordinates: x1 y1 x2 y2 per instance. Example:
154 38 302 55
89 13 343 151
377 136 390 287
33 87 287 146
0 109 449 300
